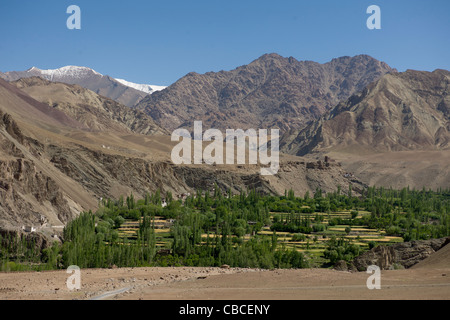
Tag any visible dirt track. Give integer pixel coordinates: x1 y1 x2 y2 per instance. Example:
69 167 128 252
0 266 449 300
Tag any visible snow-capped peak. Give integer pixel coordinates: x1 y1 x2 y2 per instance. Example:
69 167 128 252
115 78 167 95
33 66 102 81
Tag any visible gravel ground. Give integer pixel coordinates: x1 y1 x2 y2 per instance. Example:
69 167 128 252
0 266 449 300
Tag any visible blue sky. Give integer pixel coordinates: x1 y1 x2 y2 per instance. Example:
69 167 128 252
0 0 449 86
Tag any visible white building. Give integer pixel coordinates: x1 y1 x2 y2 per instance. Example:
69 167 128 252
22 225 36 233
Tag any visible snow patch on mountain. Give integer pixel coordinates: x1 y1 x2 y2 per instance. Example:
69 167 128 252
115 78 166 95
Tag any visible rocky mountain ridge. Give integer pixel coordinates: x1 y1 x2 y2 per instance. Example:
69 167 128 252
281 69 450 155
136 53 396 132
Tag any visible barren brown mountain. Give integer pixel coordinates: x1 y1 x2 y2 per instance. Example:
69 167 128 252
136 53 395 132
281 69 450 155
12 77 167 136
280 69 450 190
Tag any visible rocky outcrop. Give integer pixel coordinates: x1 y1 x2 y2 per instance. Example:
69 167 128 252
1 112 25 145
389 238 448 269
48 144 278 200
341 237 450 271
352 245 397 271
306 159 340 170
0 158 73 228
0 113 25 158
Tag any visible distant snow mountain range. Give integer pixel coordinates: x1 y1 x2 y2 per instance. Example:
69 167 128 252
0 66 166 107
31 66 167 94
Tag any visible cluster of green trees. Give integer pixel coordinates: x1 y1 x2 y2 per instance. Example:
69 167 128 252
323 236 361 265
167 190 308 269
0 232 43 271
61 211 156 268
270 214 313 233
1 185 449 271
359 187 450 241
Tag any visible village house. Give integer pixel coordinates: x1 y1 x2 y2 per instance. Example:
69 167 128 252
22 225 36 233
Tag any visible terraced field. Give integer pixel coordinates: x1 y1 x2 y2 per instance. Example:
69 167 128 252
257 210 404 265
117 217 173 251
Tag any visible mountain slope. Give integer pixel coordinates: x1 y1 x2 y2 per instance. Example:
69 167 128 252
0 78 87 132
136 53 395 132
11 77 167 136
0 66 164 108
281 69 450 155
0 78 95 228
